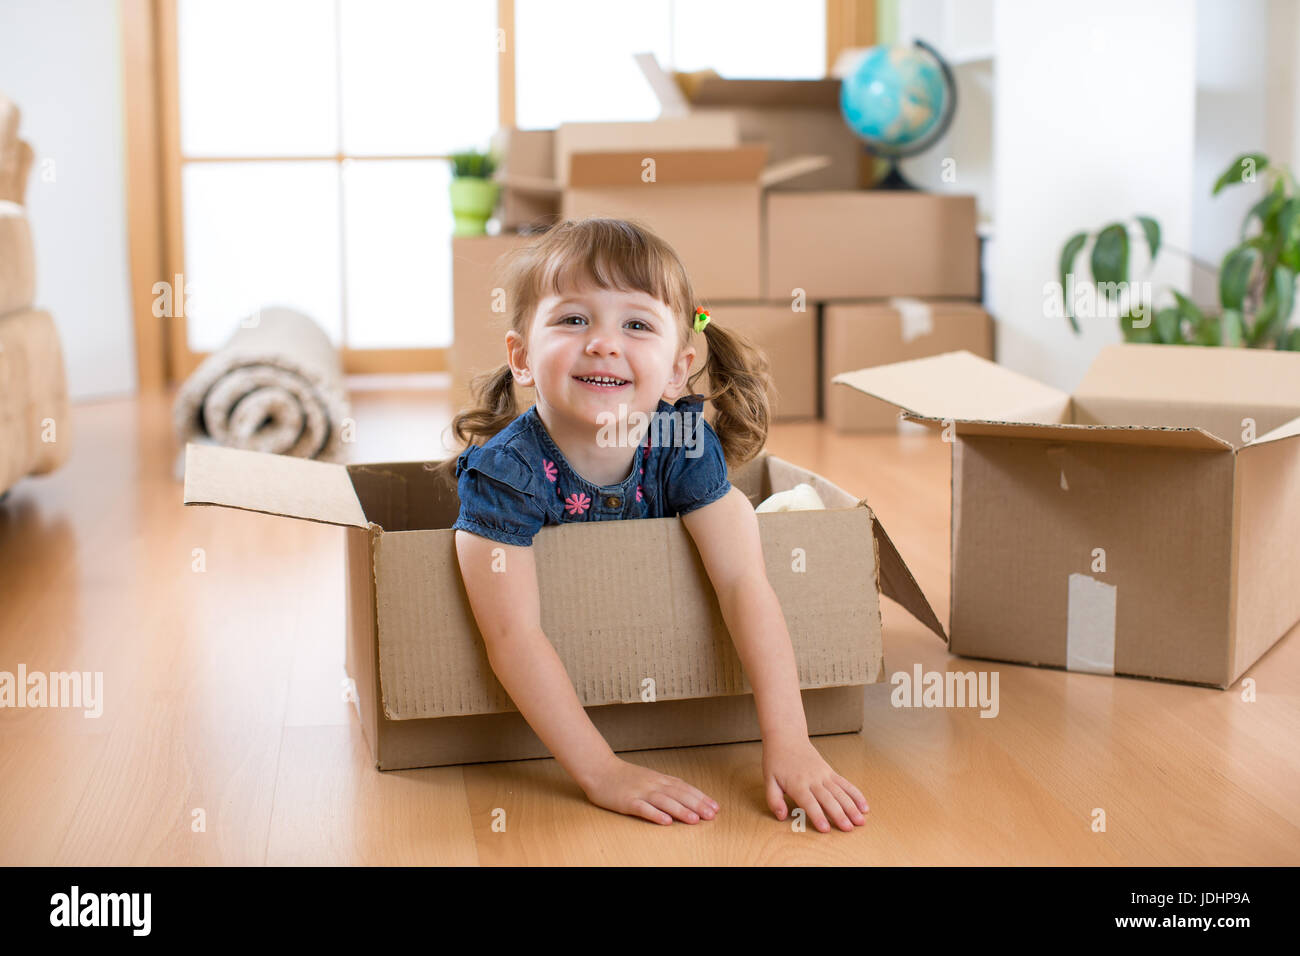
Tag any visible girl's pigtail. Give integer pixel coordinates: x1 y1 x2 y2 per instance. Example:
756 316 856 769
433 363 525 488
692 321 773 468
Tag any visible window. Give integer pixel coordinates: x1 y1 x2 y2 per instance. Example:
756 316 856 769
172 0 497 359
160 0 829 375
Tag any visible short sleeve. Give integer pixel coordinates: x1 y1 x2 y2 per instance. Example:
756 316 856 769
663 399 731 516
451 444 547 547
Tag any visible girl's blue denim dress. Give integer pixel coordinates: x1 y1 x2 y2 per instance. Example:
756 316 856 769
452 393 731 547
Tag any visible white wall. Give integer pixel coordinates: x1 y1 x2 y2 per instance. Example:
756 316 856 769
1191 0 1268 304
992 0 1196 392
0 0 138 400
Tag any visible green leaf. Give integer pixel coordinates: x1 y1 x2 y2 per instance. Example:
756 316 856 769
1171 290 1205 324
1219 244 1260 310
1279 199 1300 271
1254 265 1297 346
1120 311 1157 343
1221 308 1244 347
1091 224 1129 304
1136 216 1161 263
1284 328 1300 351
1154 306 1181 344
1191 313 1222 346
1241 187 1285 240
1059 231 1087 334
1213 153 1269 195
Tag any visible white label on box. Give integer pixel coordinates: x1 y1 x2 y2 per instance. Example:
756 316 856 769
1066 573 1116 675
889 297 934 344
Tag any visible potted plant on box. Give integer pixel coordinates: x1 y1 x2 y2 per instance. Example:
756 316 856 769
449 147 500 237
1055 153 1300 349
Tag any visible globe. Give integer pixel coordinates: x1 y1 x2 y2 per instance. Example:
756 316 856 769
839 39 957 189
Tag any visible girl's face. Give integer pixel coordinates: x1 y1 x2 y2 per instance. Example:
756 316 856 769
506 280 695 429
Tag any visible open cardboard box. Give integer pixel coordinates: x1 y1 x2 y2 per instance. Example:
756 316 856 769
634 52 865 191
833 344 1300 688
182 443 944 770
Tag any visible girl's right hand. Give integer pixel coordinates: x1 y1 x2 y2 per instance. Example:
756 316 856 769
582 757 720 825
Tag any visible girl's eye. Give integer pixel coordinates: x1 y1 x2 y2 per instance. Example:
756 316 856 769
560 315 652 331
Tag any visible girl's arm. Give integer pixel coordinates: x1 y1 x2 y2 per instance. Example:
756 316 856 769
454 529 618 790
680 486 870 832
455 529 719 825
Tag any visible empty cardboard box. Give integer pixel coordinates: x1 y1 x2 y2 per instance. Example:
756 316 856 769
765 192 980 300
833 345 1300 688
182 443 944 770
823 300 994 432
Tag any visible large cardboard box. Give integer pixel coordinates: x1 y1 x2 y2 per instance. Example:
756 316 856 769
823 300 993 432
182 444 945 770
451 234 533 412
693 301 818 420
636 53 865 191
833 345 1300 689
765 192 980 300
562 145 825 299
494 128 557 232
494 115 740 232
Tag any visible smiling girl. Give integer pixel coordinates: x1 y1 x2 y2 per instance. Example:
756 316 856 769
444 217 869 832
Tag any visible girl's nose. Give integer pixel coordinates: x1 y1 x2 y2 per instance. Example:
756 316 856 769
585 334 619 356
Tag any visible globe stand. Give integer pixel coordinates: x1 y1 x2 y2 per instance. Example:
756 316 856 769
873 160 919 192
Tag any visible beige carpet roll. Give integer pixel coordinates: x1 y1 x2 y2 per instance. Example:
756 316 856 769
173 307 350 461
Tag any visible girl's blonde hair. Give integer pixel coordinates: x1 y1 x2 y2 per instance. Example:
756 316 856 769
443 217 773 472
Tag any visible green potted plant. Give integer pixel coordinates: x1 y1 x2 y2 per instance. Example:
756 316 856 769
1056 153 1300 349
449 147 500 237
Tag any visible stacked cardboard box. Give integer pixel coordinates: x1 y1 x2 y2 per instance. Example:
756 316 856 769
453 55 990 428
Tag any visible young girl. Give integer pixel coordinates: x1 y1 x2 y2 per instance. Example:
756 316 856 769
445 217 869 833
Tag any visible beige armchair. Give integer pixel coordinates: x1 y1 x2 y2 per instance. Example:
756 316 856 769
0 92 69 500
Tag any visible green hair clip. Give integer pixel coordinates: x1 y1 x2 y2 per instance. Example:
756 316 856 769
693 309 711 333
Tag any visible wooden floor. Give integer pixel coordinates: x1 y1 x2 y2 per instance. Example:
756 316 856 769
1 378 1298 865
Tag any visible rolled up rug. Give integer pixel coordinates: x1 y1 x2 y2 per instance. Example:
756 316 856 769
173 307 351 463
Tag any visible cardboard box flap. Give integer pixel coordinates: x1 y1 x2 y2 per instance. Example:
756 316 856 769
677 73 842 108
1076 343 1300 410
492 171 562 197
952 419 1234 451
759 154 832 188
182 443 368 529
870 513 948 644
635 53 841 109
832 351 1072 425
568 145 769 187
1251 413 1300 448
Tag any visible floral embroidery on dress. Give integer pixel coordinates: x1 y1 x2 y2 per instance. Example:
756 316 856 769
564 491 591 515
542 458 557 482
636 485 642 503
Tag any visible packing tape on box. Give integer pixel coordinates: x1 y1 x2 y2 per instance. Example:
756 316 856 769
1066 573 1116 674
889 296 934 344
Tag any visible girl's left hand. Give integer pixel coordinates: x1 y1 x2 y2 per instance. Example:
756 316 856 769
762 736 870 832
